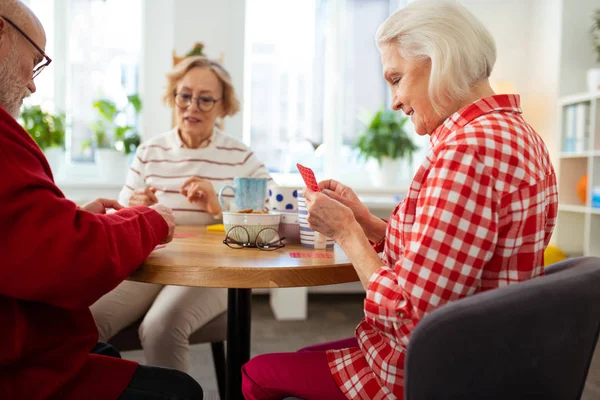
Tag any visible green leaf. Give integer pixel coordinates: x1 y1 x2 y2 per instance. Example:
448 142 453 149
123 132 141 155
19 105 66 151
90 94 143 154
591 9 600 63
114 125 133 141
354 108 419 163
127 94 142 114
93 99 118 122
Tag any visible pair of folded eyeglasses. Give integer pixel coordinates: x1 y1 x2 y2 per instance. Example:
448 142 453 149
222 226 285 251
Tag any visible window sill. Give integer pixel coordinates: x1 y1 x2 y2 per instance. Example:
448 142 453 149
271 172 408 195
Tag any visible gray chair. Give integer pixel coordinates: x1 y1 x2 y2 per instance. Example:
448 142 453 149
405 257 600 400
108 311 227 400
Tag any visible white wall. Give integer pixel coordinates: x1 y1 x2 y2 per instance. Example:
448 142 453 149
458 0 533 98
458 0 598 162
141 0 247 142
559 0 599 97
141 0 175 140
526 0 562 162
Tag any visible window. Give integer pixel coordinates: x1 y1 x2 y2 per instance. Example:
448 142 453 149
245 0 421 186
23 0 142 163
245 0 327 174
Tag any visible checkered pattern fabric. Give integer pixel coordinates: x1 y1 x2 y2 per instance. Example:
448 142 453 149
327 95 558 399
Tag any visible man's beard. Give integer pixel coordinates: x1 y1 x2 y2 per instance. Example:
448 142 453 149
0 46 29 118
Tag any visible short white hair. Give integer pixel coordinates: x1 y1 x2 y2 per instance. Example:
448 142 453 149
376 0 496 115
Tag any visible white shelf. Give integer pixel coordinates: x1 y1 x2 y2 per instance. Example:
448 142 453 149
556 91 600 257
560 150 600 159
560 152 592 159
558 204 588 213
559 91 600 106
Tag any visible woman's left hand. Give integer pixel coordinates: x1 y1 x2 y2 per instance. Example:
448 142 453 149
303 189 359 243
180 177 222 215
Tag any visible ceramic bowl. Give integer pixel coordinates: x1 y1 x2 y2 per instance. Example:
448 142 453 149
222 211 281 244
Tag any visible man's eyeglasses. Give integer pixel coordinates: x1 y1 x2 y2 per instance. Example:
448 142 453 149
223 226 285 251
174 93 221 112
2 16 52 79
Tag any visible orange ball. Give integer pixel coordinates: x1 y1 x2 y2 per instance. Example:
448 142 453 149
577 175 588 204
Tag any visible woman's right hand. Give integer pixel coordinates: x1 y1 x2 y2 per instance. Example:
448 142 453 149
319 180 370 223
128 187 158 207
319 179 386 243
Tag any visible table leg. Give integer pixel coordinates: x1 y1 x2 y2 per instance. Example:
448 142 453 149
226 288 252 400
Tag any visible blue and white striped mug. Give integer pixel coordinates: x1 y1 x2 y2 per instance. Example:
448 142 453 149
297 193 334 249
218 177 268 212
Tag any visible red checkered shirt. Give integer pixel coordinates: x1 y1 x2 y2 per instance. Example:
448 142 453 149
327 95 558 399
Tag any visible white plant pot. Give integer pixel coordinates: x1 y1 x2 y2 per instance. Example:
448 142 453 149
43 147 65 179
587 67 600 93
371 157 401 187
95 149 127 183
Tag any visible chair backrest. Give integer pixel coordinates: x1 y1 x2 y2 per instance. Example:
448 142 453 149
404 257 600 400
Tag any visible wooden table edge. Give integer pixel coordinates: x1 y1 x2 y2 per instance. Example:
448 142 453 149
129 262 358 288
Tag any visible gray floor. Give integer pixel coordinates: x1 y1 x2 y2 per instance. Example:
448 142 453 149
121 294 600 400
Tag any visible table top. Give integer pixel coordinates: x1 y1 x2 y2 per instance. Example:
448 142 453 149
128 226 358 289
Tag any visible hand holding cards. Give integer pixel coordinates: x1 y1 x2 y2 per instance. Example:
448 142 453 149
296 163 320 192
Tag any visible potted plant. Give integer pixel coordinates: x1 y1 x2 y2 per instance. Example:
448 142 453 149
354 108 418 187
19 105 66 177
588 9 600 93
84 94 142 182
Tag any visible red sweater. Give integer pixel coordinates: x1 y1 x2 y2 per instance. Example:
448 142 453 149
0 107 168 399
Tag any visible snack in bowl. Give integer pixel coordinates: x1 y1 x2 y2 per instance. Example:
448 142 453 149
236 209 269 214
223 211 281 245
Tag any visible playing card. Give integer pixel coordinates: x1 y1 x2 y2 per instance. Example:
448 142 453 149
296 163 320 192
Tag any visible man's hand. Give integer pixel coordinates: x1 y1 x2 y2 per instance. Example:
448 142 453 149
149 204 175 244
81 198 124 214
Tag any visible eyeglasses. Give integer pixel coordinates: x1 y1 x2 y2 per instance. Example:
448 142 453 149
2 16 52 79
223 226 285 251
174 93 221 112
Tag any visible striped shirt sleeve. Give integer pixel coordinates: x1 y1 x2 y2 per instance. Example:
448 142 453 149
364 146 499 326
118 147 147 206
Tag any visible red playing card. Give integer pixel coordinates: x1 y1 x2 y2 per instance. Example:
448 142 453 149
174 233 198 239
289 252 333 258
296 163 320 192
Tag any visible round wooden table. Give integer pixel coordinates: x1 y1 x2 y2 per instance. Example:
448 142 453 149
129 226 357 400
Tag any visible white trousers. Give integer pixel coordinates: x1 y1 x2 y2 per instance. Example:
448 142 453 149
90 280 227 372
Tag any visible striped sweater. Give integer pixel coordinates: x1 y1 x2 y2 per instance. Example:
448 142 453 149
119 128 271 225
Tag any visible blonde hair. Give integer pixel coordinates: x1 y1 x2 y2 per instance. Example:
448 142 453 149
376 0 496 115
162 56 240 117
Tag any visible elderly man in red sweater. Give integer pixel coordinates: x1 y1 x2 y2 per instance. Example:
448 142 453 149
0 1 204 399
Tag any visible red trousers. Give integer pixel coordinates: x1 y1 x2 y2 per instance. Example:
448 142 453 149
241 337 357 400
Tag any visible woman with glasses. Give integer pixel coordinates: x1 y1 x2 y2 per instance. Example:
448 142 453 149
91 56 271 374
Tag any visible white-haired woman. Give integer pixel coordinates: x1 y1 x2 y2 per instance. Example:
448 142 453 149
91 56 270 372
241 1 558 399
